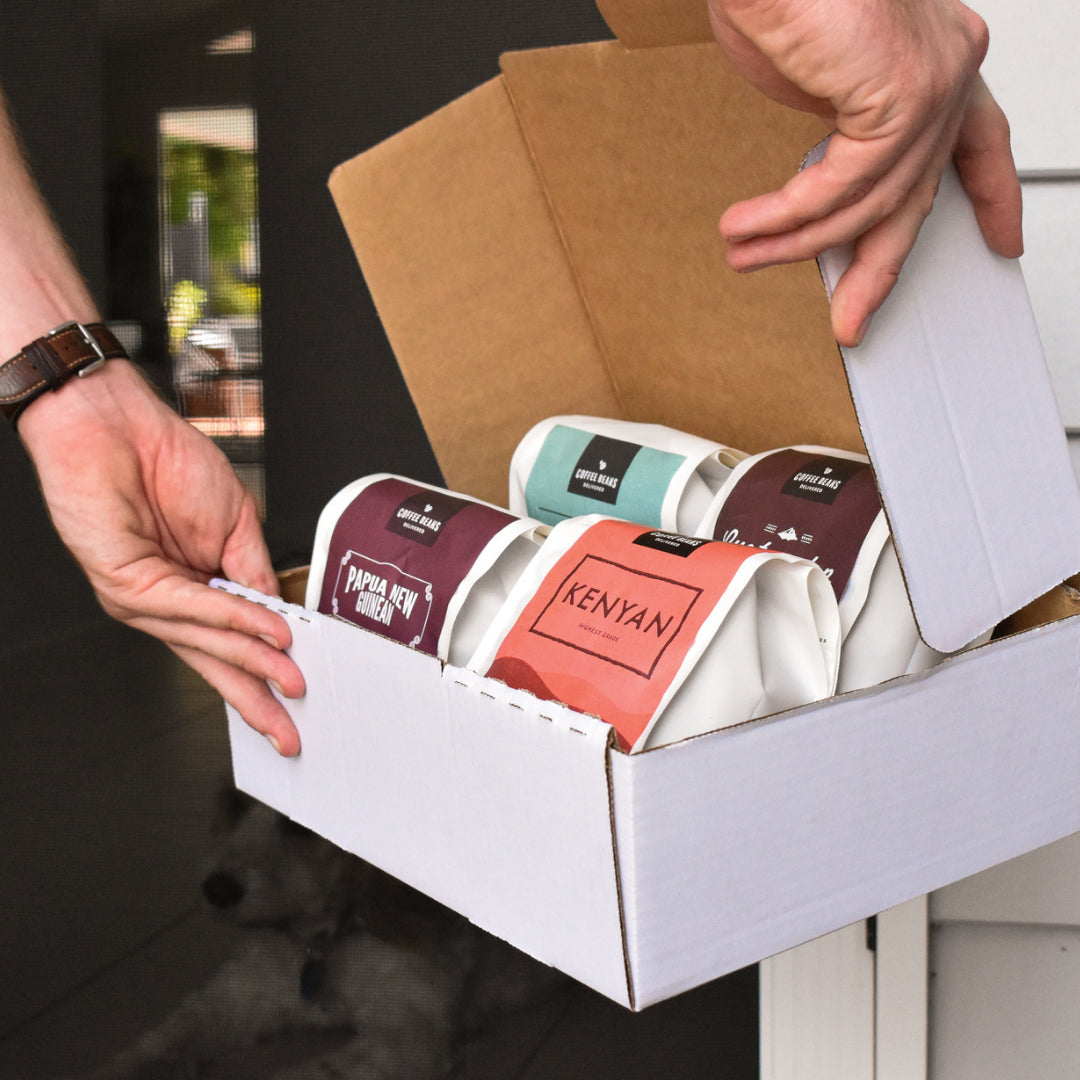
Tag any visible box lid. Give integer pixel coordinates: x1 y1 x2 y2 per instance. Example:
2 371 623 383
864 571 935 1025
816 154 1080 649
329 36 1080 653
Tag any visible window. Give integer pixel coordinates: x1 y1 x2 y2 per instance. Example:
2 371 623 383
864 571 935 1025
158 105 265 515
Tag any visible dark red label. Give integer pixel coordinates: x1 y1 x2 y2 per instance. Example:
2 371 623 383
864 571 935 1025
711 449 881 599
319 477 517 655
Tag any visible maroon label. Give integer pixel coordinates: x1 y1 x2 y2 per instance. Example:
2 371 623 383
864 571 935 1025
319 477 517 655
711 449 882 599
332 552 433 647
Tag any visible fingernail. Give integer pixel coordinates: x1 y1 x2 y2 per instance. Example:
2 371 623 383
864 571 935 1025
854 317 872 346
268 679 285 698
260 633 280 648
266 733 283 754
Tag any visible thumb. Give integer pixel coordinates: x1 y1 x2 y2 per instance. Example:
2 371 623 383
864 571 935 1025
220 494 279 596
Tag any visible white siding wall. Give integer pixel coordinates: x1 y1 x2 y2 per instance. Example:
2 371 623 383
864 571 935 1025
929 2 1080 1077
977 0 1080 476
763 3 1080 1076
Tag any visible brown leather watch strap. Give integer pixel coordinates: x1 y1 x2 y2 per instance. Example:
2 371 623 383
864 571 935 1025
0 322 128 427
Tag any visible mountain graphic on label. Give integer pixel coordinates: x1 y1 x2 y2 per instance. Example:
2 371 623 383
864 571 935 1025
778 526 799 541
599 460 607 471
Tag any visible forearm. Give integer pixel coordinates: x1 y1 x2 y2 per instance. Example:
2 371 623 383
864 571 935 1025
0 86 156 464
0 85 99 359
0 80 303 752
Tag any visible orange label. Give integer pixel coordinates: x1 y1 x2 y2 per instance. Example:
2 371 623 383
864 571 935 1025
487 519 758 748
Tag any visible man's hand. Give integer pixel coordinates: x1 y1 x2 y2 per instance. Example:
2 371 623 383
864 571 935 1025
707 0 1023 346
19 359 304 756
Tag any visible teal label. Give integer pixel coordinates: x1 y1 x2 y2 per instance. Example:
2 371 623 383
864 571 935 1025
524 425 686 527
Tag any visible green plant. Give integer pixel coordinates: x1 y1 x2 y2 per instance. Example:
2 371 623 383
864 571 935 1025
167 279 207 346
162 132 258 318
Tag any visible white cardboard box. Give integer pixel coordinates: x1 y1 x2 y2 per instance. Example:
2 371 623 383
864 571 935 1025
223 590 1080 1011
223 7 1080 1011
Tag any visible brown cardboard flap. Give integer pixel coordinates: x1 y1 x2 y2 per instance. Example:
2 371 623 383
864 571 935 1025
500 42 858 456
596 0 715 48
277 566 310 607
330 40 859 508
329 79 623 506
994 576 1080 639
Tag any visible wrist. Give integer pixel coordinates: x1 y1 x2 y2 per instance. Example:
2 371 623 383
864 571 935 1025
18 354 158 458
2 321 133 433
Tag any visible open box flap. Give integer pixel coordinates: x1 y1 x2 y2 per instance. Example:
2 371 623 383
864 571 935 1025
328 78 623 508
329 42 854 511
330 37 1080 650
816 157 1080 649
595 0 715 49
497 42 855 457
500 40 1080 645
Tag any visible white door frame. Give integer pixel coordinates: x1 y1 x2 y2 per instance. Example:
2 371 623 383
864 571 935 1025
760 896 928 1080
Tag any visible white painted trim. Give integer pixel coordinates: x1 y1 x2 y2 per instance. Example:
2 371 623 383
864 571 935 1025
760 921 875 1080
875 896 929 1080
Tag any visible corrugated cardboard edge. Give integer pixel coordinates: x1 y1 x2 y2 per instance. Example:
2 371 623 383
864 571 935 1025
603 726 637 1010
277 565 309 607
994 574 1080 638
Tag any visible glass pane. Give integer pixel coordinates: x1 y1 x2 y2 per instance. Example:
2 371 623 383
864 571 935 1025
159 104 265 517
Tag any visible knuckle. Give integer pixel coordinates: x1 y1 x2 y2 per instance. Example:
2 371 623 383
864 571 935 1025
966 13 990 66
909 184 938 224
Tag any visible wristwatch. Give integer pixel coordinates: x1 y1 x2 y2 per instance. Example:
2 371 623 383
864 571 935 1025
0 321 128 427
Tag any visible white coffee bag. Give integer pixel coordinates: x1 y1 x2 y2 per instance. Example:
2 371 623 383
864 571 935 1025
696 445 947 692
307 474 545 667
509 415 745 534
468 515 840 752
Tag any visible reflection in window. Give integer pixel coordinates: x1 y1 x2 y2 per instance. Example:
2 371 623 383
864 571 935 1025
158 106 265 515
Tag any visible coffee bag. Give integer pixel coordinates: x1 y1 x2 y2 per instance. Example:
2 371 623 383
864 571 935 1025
509 416 744 534
696 446 944 691
306 474 545 666
468 515 839 752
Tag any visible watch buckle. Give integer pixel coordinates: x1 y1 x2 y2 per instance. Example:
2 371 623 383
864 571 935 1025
49 321 108 376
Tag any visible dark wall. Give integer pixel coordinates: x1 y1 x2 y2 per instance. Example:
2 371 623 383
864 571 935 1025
0 0 107 648
104 3 254 381
254 2 613 565
0 1 105 302
0 1 616 649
